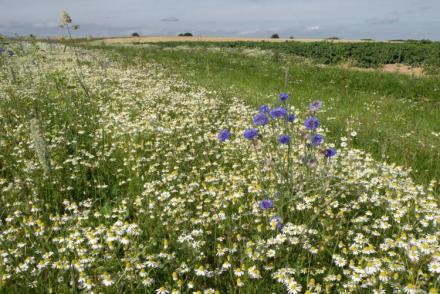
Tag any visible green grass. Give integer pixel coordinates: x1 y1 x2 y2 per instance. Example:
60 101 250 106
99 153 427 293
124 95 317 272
86 43 440 185
112 40 440 70
1 40 439 293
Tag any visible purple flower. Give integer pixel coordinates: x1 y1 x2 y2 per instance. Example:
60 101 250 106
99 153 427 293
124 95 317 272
279 93 289 102
311 134 324 146
287 114 295 122
259 199 273 210
304 117 320 130
259 104 270 113
0 48 4 55
279 134 290 145
243 128 258 140
271 216 283 230
309 100 322 112
269 107 288 119
253 113 269 126
324 148 337 157
217 129 231 142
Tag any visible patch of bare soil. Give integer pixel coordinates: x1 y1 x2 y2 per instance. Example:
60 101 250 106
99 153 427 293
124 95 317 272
337 63 425 76
381 64 424 76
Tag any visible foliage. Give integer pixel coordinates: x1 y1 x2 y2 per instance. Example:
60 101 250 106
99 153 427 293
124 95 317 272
88 43 440 185
1 42 439 293
139 40 440 69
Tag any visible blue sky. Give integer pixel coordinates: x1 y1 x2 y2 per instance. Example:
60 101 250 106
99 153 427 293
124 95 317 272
1 0 439 40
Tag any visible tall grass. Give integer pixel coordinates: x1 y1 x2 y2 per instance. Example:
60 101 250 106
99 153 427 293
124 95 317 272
86 44 440 186
1 40 439 293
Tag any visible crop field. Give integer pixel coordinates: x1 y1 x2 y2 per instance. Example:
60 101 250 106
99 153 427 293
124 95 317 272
0 38 439 294
89 38 440 72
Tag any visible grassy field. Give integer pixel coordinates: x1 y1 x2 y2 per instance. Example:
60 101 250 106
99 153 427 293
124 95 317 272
87 43 440 186
1 39 439 293
88 38 440 70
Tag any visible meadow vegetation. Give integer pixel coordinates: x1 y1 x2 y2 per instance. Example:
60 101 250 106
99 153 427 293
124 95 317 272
107 40 440 70
0 34 439 293
87 43 440 186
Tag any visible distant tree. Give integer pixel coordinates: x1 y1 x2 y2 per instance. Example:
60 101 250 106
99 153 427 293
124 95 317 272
271 33 280 39
326 37 340 40
420 39 432 44
131 32 140 37
178 33 193 37
289 36 294 39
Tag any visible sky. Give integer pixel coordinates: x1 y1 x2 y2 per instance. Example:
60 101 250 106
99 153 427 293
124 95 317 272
1 0 440 40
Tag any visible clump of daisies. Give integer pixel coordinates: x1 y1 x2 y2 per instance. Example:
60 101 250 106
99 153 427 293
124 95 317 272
219 92 440 293
0 41 438 293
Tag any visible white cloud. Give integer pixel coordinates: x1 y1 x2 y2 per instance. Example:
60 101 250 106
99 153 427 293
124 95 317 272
160 17 180 22
304 25 320 32
0 0 439 40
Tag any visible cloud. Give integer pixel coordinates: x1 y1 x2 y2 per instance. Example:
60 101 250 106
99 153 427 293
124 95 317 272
160 17 180 22
304 25 320 32
367 17 399 26
236 28 275 37
1 0 439 40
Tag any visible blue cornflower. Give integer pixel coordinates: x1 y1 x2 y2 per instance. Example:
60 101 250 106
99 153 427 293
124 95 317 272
309 100 322 112
279 134 290 145
243 128 258 140
271 216 283 230
304 117 320 130
324 148 337 157
0 48 4 55
259 104 270 113
287 114 295 122
279 93 289 102
253 113 268 126
259 199 273 209
311 134 324 145
269 107 288 119
217 129 231 142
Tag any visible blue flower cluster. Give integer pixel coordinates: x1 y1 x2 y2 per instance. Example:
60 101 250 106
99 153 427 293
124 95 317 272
324 148 337 158
259 199 273 209
270 216 283 230
309 100 322 112
304 117 320 130
258 199 283 230
259 105 270 113
253 113 268 126
279 93 289 102
243 128 258 140
218 94 336 156
217 93 338 234
279 134 290 145
217 129 231 142
269 107 288 119
0 48 15 57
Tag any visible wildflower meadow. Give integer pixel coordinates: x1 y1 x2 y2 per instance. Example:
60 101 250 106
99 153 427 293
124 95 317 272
0 17 439 294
